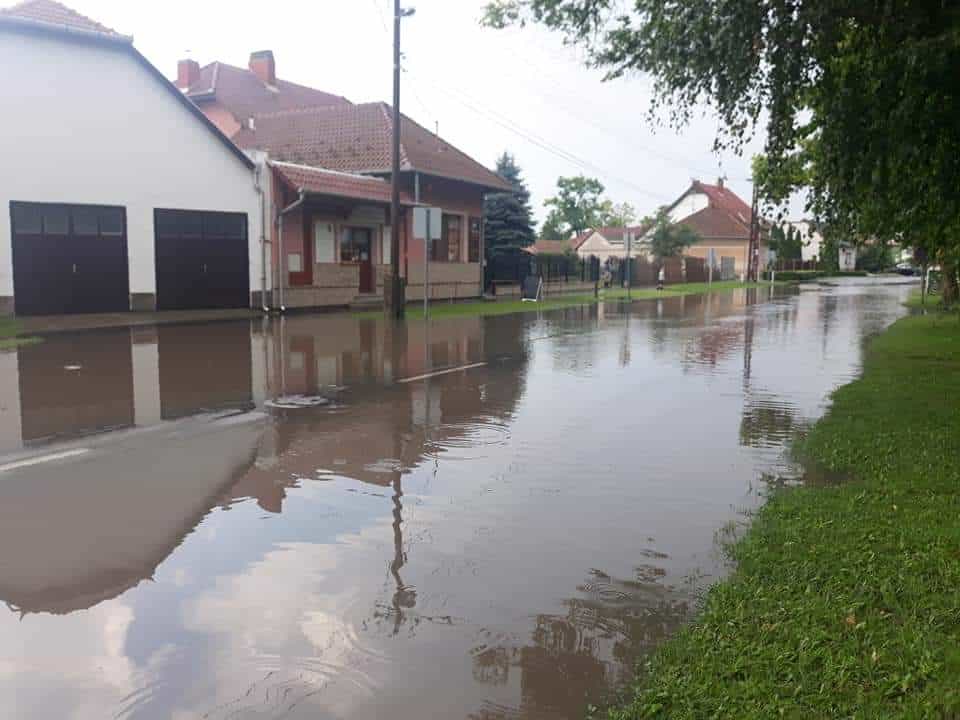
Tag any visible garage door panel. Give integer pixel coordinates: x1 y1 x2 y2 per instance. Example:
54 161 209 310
155 209 249 311
11 202 129 316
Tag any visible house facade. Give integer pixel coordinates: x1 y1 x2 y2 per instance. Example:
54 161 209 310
571 226 648 262
0 0 264 316
176 52 510 309
643 179 767 276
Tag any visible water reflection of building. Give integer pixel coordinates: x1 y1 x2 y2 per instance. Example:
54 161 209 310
0 312 530 616
0 321 262 451
468 565 692 720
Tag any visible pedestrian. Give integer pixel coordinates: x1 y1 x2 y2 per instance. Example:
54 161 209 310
657 266 665 291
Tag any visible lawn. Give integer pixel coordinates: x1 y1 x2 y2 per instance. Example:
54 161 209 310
363 280 779 321
0 319 40 350
604 306 960 718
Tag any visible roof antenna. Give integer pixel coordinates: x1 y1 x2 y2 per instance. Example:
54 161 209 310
435 120 439 136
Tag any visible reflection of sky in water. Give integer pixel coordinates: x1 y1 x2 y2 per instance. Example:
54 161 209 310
0 282 915 719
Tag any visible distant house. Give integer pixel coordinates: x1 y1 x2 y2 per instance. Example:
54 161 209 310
641 179 768 276
175 51 512 308
839 242 857 271
0 0 263 316
570 226 648 262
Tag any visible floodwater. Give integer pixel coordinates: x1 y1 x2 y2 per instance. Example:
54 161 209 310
0 280 914 719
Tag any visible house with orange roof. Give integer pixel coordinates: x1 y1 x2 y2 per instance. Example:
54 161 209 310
641 179 768 276
174 51 511 308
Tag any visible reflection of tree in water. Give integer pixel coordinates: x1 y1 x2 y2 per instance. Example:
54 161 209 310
739 394 803 448
468 564 693 720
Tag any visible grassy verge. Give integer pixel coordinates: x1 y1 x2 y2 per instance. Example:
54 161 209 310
360 281 779 321
0 319 40 350
605 308 960 718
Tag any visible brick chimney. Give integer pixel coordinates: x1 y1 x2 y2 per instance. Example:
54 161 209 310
176 59 200 89
249 50 276 86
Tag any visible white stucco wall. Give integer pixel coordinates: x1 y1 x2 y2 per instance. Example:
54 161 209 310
0 29 263 304
668 192 709 223
576 231 627 261
785 220 824 262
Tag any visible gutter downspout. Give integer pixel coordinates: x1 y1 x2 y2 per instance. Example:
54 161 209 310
276 190 306 313
254 160 270 312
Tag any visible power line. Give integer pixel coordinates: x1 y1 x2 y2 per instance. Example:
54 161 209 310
496 39 748 181
411 73 674 203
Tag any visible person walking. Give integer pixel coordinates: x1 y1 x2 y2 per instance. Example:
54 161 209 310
657 265 666 291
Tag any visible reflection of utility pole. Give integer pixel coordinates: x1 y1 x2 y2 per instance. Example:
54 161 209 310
742 315 755 386
389 470 417 635
620 305 631 367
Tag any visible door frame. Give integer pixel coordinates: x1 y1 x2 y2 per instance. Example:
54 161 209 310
288 209 313 287
341 226 374 293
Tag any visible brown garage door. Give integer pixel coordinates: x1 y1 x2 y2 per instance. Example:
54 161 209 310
10 202 129 316
154 209 249 311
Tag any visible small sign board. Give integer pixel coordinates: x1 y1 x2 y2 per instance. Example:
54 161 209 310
413 206 442 240
521 275 543 302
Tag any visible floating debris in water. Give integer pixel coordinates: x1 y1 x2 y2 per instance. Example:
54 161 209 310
265 395 330 411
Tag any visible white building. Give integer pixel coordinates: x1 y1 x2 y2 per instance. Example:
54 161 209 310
571 227 636 262
0 0 266 316
783 219 824 263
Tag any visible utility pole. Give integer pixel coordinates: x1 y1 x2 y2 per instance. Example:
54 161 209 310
748 182 761 283
387 0 414 319
625 229 632 300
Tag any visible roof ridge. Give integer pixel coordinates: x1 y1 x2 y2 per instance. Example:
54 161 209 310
250 104 354 120
0 0 129 40
270 160 390 183
376 101 414 170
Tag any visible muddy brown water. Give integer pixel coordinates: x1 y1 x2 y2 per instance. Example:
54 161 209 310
0 281 914 719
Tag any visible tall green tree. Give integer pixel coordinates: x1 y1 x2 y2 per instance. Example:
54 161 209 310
541 175 607 239
649 211 700 259
484 0 960 303
769 225 804 262
484 153 536 255
599 200 637 228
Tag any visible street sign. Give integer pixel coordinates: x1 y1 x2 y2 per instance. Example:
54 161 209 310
413 206 442 239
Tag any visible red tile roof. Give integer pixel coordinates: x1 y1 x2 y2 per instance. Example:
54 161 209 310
670 181 754 240
271 161 414 205
0 0 126 38
236 103 511 192
184 62 350 120
679 206 751 239
524 239 573 256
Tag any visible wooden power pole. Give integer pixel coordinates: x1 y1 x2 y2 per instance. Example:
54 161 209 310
747 182 761 282
386 0 411 319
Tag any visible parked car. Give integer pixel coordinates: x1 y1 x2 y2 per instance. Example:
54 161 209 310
894 262 917 276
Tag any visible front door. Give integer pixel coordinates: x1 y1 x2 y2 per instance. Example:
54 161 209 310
342 228 373 293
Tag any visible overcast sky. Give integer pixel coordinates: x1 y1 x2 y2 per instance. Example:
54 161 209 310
66 0 804 225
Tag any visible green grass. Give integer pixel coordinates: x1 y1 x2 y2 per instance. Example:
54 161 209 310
604 308 960 719
0 319 40 350
359 281 779 320
905 288 957 314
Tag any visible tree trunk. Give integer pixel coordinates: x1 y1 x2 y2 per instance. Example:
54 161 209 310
942 253 958 307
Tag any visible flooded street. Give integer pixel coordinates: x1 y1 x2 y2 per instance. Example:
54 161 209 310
0 281 913 719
